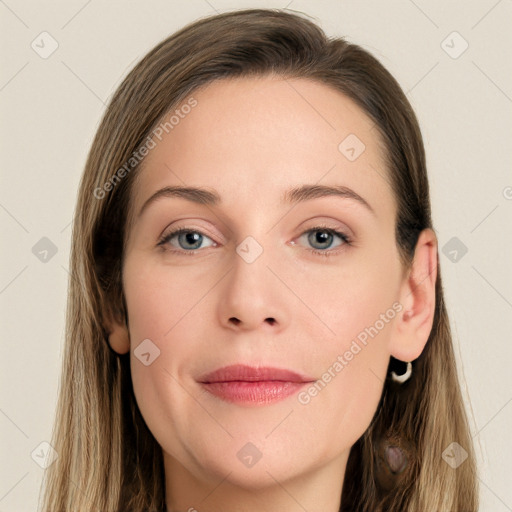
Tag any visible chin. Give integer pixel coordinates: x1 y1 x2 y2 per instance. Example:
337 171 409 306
189 439 312 491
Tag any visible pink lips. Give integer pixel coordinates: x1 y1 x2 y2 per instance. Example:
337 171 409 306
197 364 315 406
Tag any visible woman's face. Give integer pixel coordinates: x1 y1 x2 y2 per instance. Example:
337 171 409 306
119 77 409 494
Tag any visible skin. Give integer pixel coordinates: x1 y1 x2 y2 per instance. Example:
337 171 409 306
106 76 437 512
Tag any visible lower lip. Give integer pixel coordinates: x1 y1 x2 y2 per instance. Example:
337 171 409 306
200 381 309 405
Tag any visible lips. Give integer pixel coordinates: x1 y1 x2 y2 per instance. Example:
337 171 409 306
198 364 314 384
197 364 315 406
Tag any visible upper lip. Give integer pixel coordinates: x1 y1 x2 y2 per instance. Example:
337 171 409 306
198 364 315 383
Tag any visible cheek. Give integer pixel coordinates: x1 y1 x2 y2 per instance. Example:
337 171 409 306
283 242 401 350
291 293 395 459
286 248 400 450
123 252 216 342
295 352 388 462
123 257 205 465
122 253 224 454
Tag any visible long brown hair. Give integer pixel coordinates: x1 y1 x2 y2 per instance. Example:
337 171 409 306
39 8 478 511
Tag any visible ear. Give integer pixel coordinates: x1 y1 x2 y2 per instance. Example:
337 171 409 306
104 303 130 355
390 228 438 362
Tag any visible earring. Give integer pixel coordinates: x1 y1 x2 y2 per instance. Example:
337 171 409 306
391 361 412 383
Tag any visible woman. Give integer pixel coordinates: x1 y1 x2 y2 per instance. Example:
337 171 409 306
40 8 478 511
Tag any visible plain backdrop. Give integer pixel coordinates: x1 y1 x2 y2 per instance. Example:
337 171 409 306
1 1 511 510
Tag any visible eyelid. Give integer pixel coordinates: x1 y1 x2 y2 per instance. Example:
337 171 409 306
296 217 353 239
298 226 350 244
158 220 223 244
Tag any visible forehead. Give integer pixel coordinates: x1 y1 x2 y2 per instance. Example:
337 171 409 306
130 76 394 224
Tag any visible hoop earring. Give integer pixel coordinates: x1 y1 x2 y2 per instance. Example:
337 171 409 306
391 361 412 383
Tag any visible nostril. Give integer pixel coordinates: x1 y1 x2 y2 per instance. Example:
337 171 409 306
265 317 276 325
229 317 241 325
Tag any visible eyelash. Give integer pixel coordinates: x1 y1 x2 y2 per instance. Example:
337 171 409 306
157 225 352 257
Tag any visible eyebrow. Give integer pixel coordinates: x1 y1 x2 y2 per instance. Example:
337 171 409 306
138 183 375 218
282 184 375 215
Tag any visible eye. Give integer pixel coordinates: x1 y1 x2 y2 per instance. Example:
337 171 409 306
297 226 351 255
157 225 351 256
157 228 216 253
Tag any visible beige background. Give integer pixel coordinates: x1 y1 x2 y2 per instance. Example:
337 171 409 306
1 1 511 510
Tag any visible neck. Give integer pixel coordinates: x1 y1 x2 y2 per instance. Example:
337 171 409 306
164 450 348 512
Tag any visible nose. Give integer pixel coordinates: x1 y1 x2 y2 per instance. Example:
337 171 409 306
217 240 290 333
